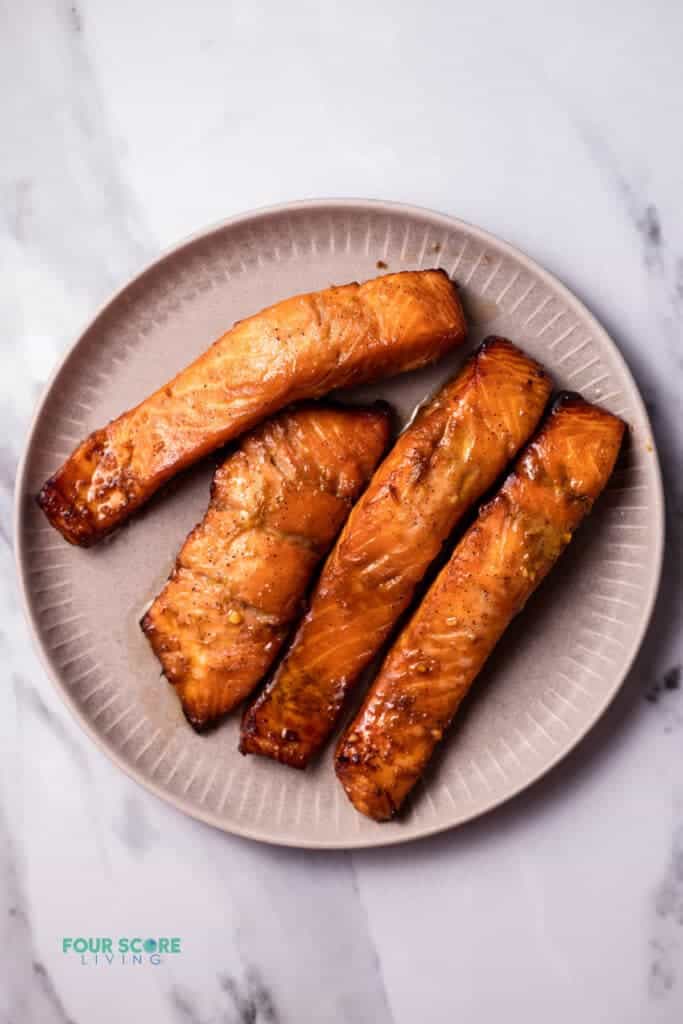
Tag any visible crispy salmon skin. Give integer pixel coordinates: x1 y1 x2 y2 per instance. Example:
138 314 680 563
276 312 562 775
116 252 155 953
240 339 553 767
141 403 390 730
38 270 465 546
335 394 625 820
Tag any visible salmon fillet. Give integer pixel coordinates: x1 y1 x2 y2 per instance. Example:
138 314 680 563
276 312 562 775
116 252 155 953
38 270 465 546
335 393 625 820
141 403 390 730
240 338 553 767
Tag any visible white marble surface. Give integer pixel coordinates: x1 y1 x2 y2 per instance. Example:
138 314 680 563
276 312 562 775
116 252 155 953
2 1 682 1020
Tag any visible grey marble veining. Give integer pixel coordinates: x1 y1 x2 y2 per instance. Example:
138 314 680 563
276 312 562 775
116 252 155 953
2 1 682 1021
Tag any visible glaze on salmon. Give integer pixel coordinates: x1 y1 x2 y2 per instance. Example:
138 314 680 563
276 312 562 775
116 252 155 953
38 270 465 546
142 403 390 729
240 339 552 767
335 394 625 820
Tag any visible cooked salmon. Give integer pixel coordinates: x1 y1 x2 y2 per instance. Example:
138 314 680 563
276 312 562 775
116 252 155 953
335 393 625 820
240 339 553 767
141 403 390 730
38 270 465 546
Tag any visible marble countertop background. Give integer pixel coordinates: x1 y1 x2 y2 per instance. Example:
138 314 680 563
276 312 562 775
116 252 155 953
2 1 682 1021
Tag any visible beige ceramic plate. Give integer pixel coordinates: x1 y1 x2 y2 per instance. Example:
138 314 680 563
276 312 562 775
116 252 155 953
15 200 663 848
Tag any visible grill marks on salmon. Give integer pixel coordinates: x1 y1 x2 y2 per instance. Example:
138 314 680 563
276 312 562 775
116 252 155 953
38 270 465 546
239 339 553 767
141 403 390 730
335 394 625 820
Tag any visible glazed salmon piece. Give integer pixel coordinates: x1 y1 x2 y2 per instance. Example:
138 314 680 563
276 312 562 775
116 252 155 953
240 339 553 767
38 270 465 546
141 403 390 730
335 394 625 820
